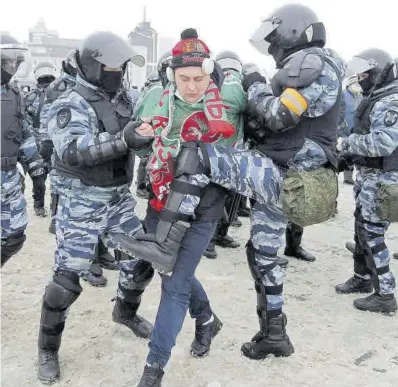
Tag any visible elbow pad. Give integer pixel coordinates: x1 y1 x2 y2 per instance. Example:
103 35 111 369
65 136 128 167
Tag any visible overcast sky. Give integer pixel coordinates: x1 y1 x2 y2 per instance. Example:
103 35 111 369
3 0 398 74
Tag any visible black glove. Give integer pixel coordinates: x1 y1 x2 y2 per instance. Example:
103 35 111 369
242 72 267 92
122 119 154 151
39 140 54 161
337 152 354 172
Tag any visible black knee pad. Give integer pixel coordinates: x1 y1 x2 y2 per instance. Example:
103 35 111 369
40 273 82 349
246 240 278 280
52 270 83 296
1 232 26 267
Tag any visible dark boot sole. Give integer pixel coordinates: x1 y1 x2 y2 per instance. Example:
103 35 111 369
241 340 295 360
335 287 373 294
353 301 397 315
284 251 316 262
82 278 108 287
37 374 60 385
204 253 218 259
112 317 152 339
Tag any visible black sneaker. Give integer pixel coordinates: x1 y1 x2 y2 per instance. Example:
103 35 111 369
137 363 164 387
191 314 223 357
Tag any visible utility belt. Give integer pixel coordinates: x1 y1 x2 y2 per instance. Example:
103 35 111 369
1 156 18 171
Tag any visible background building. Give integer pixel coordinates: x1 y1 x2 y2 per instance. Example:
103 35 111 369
12 12 174 89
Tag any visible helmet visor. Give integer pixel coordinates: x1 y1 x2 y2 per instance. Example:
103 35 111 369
1 45 28 76
249 18 280 56
346 56 377 77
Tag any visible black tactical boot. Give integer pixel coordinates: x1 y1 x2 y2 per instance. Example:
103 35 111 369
109 221 189 274
204 240 217 259
393 253 398 260
345 241 355 254
38 273 82 384
241 313 294 360
38 349 60 384
83 263 107 287
284 222 315 262
34 206 48 217
112 298 153 339
284 246 316 262
95 240 119 271
353 293 397 314
191 314 223 357
137 363 164 387
213 234 240 248
335 275 373 294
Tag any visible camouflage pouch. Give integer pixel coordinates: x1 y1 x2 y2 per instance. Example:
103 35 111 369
375 183 398 222
282 167 338 227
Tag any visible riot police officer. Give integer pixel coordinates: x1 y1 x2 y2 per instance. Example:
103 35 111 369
335 49 398 314
36 31 153 384
1 33 46 266
24 61 57 216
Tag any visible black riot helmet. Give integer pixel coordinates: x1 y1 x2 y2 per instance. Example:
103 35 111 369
1 33 28 85
242 62 261 76
145 71 160 88
157 50 172 88
34 61 57 87
75 31 145 94
62 50 77 77
249 4 326 67
215 50 242 73
347 48 393 95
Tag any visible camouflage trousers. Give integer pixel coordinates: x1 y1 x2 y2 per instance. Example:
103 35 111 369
184 145 287 311
1 169 28 239
54 182 144 295
353 168 398 295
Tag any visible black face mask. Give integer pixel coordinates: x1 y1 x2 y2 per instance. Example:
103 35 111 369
358 69 378 96
38 76 55 89
1 68 13 85
100 70 123 94
359 76 373 96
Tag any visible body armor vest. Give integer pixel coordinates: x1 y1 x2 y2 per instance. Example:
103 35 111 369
256 57 341 169
1 86 23 170
55 85 135 187
353 84 398 171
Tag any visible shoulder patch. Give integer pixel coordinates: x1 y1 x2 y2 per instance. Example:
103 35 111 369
56 107 71 128
384 110 398 127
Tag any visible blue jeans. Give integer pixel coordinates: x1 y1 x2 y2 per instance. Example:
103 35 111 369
145 209 217 368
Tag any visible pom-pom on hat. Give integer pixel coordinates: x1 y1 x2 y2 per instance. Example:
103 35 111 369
170 28 211 69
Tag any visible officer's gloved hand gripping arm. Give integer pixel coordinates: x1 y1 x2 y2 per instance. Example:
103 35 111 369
54 101 153 167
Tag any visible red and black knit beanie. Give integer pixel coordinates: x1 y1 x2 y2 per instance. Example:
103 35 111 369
170 28 211 69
